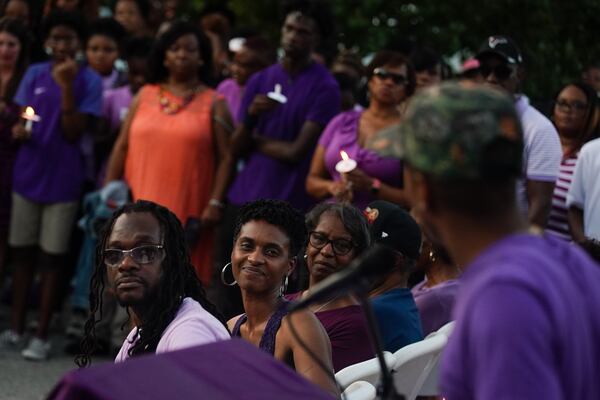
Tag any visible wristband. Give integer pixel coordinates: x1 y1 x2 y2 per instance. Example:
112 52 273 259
209 198 225 209
370 178 381 194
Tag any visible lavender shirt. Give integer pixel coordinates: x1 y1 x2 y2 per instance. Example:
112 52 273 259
319 110 403 209
115 298 230 362
228 62 340 211
216 78 243 123
103 85 133 132
13 62 102 202
411 278 459 336
441 234 600 399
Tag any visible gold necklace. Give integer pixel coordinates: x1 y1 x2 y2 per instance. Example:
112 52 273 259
158 85 200 115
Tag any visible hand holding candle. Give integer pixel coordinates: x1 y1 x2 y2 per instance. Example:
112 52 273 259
267 83 288 104
22 106 40 132
335 150 357 174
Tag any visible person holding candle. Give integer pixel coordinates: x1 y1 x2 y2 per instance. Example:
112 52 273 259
227 0 340 212
1 10 102 361
0 17 30 287
306 50 415 209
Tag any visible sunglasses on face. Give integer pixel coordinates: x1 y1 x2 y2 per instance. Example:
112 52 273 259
373 67 407 85
555 99 588 113
103 245 165 268
479 63 514 80
309 231 355 256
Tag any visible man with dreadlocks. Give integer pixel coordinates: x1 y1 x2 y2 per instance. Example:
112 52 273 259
77 200 230 367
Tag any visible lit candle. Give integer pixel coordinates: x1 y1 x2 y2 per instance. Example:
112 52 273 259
335 150 357 174
267 83 288 104
22 106 40 132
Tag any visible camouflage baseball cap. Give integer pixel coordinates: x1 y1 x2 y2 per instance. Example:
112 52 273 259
395 82 523 180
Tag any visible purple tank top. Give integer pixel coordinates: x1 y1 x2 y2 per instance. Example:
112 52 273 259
231 300 288 355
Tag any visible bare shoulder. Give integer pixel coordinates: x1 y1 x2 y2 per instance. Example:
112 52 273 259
281 310 327 341
227 314 243 332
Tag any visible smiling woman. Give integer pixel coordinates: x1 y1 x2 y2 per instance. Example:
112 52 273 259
227 199 339 397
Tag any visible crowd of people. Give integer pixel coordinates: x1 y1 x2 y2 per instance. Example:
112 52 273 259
0 0 599 399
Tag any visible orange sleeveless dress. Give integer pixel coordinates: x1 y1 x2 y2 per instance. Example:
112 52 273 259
124 84 217 283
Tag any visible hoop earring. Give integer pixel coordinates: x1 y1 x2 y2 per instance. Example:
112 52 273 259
279 275 289 297
220 262 237 286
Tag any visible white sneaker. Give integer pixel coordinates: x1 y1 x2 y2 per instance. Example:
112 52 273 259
21 337 51 361
0 329 24 350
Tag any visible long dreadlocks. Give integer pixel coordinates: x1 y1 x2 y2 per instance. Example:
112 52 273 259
76 200 227 367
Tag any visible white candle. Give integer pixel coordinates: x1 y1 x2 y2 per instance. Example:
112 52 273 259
267 83 288 104
22 106 40 132
335 150 357 174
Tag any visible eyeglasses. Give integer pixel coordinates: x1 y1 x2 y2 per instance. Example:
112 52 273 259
103 245 165 268
309 231 355 256
373 67 407 85
479 63 514 80
555 99 588 113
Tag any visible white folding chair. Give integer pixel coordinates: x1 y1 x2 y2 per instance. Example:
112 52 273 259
418 320 455 396
335 351 396 388
391 333 448 400
341 380 377 400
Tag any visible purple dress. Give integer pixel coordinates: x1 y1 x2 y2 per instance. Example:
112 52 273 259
0 101 20 233
319 110 403 209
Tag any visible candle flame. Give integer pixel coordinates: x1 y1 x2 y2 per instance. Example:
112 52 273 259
340 150 349 161
25 106 35 117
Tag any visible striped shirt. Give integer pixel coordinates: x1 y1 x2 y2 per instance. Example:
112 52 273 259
547 154 578 240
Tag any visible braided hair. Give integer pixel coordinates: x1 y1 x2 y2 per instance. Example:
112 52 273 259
76 200 226 367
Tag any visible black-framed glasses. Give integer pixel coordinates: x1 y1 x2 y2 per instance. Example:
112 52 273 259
555 99 588 113
309 231 355 256
479 63 514 80
103 245 165 268
373 67 407 86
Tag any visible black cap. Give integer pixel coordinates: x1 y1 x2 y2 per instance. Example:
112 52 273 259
365 201 422 260
476 35 523 65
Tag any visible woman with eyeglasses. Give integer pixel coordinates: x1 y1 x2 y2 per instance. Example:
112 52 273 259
546 82 599 240
227 199 339 397
306 50 416 209
287 202 374 372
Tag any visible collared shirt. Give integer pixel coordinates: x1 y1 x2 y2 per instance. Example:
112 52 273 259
514 95 562 214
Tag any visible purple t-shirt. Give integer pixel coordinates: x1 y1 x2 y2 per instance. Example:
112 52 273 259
103 85 133 132
411 278 459 336
216 78 243 123
319 110 403 209
228 62 340 211
441 234 600 400
115 298 230 362
13 62 102 202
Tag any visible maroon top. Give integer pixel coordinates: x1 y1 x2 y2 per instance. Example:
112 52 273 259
287 292 374 371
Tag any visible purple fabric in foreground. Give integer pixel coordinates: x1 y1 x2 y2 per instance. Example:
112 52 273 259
441 234 600 400
48 338 334 400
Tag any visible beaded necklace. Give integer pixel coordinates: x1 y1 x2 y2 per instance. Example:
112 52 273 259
158 85 200 115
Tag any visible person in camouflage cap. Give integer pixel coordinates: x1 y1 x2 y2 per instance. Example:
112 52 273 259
399 82 523 180
400 81 600 400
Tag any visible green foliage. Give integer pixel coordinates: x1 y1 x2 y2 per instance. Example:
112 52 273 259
190 0 600 100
